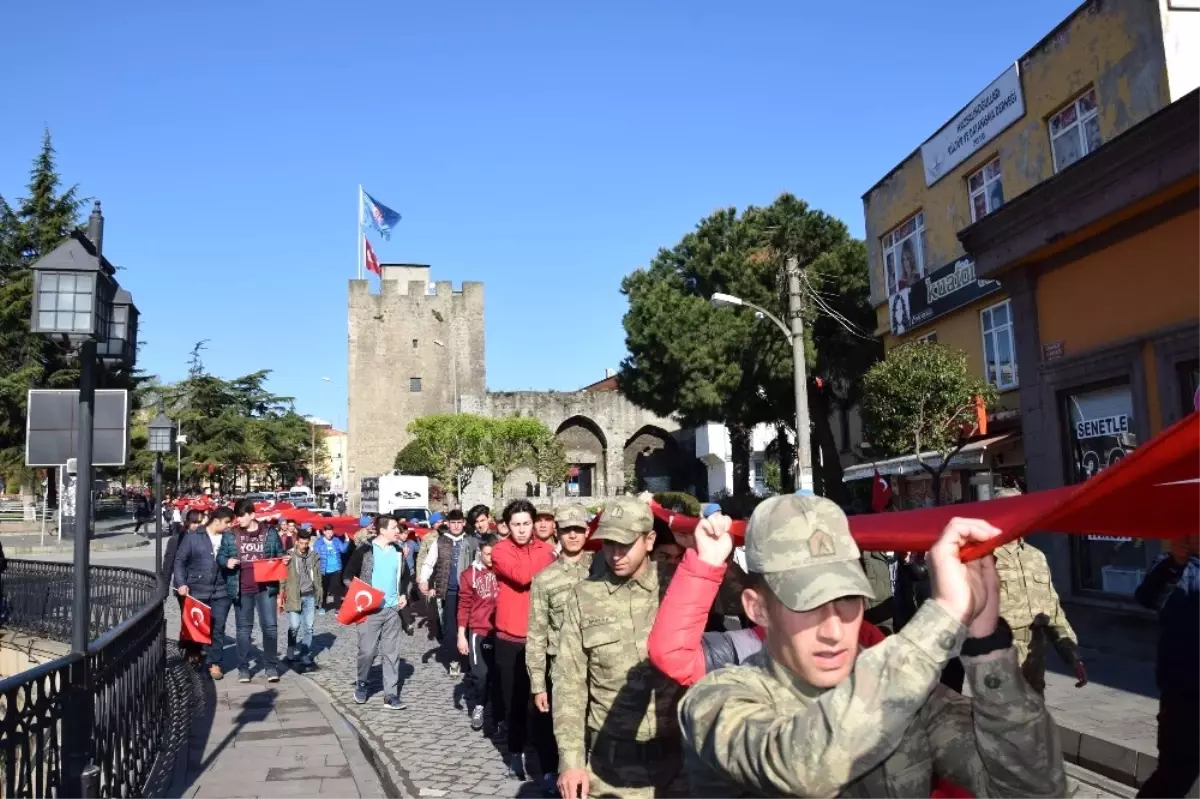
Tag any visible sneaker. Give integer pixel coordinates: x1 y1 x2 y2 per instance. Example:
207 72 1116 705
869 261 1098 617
541 773 559 798
208 665 224 680
301 659 318 671
318 608 327 615
469 705 485 731
353 682 369 704
508 752 526 781
383 695 407 710
267 673 280 683
238 671 251 683
448 661 461 678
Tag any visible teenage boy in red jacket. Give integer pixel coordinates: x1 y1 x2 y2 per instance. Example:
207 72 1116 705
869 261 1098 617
457 534 501 731
490 499 556 781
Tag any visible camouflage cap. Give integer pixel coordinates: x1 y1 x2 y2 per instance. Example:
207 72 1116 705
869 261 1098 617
554 503 589 530
744 494 873 612
592 497 653 545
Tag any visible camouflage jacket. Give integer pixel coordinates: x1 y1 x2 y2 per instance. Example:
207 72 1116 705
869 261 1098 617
526 551 593 694
414 530 437 586
678 601 1066 798
995 539 1081 664
551 559 681 772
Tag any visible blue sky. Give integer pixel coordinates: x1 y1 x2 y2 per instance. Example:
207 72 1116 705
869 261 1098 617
1 0 1079 428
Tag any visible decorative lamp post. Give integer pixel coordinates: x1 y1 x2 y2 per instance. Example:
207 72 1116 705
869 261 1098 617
175 433 188 493
148 400 177 594
28 200 125 797
97 287 139 367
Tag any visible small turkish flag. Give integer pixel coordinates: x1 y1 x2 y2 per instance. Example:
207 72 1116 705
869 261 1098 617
364 238 381 277
180 596 212 644
252 557 288 583
870 470 893 514
337 578 384 625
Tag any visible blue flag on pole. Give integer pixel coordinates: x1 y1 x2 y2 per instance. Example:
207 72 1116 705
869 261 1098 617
362 190 402 240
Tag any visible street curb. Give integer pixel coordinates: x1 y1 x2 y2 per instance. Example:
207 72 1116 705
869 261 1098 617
1058 721 1154 790
1066 761 1137 798
5 536 149 556
292 671 396 798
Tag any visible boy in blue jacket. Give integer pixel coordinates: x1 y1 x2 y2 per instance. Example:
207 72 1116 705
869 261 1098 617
314 524 349 613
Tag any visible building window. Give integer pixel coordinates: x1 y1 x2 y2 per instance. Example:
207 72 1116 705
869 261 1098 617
1049 89 1102 173
918 331 938 343
968 159 1004 221
409 377 422 392
412 338 418 348
1064 381 1150 596
980 300 1017 390
882 212 928 296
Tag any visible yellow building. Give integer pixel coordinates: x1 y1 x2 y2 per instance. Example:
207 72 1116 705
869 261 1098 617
859 0 1199 506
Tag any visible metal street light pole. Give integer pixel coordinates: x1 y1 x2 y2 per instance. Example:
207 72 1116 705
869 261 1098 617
710 255 814 492
147 401 177 596
176 433 187 494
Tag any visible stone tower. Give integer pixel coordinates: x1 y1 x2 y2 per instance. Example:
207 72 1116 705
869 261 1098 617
346 264 485 511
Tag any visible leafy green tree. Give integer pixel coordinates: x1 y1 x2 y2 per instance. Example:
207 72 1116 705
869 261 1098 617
619 193 879 500
401 414 488 505
860 341 996 506
531 433 570 501
483 416 554 498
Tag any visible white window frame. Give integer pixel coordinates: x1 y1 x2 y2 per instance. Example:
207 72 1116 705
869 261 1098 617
980 299 1018 391
1049 89 1101 173
882 212 928 296
967 158 1004 222
918 331 938 343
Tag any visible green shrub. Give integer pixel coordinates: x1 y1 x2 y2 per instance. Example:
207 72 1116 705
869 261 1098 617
652 491 701 516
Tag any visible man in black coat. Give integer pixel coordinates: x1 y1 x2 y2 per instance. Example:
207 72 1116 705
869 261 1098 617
173 507 236 677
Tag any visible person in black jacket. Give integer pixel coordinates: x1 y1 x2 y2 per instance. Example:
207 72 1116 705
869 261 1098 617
173 507 236 678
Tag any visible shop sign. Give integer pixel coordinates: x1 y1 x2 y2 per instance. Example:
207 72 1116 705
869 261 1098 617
921 63 1026 186
1043 341 1064 361
888 256 1002 336
359 476 379 514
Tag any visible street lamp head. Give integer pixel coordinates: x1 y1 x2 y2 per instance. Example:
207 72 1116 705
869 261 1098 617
710 293 744 309
29 231 117 346
98 287 139 368
147 399 177 453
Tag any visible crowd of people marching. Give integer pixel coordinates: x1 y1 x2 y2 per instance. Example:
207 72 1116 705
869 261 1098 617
163 490 1200 799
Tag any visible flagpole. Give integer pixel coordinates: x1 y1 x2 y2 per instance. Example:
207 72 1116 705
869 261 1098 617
357 184 364 280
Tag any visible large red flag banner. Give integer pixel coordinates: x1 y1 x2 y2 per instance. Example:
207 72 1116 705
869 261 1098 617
595 411 1198 559
252 557 288 583
180 596 212 644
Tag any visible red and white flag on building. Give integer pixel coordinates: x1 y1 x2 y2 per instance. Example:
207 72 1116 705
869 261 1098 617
870 470 893 513
180 596 212 644
364 238 381 277
337 578 384 625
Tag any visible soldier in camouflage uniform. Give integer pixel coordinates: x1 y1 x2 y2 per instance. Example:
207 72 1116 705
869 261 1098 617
552 497 689 799
993 487 1087 693
526 504 594 797
677 494 1066 797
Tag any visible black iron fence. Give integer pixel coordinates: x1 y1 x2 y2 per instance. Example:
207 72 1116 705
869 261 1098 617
0 559 166 798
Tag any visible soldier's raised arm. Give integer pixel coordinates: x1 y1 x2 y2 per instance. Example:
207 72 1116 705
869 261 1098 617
550 586 588 776
679 600 964 796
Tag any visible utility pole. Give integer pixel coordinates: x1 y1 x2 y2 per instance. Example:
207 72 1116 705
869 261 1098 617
787 257 814 492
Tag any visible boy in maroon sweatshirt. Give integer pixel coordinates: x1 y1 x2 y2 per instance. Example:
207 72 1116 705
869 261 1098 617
457 534 500 731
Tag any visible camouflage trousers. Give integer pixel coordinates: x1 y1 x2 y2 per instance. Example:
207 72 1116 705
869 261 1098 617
1012 625 1048 694
586 731 689 798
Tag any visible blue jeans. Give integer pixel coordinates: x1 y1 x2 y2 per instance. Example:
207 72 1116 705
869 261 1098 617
287 594 317 663
234 590 278 674
205 595 233 668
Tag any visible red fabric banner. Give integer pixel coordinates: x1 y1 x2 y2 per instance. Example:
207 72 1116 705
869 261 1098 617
180 596 212 644
252 557 288 583
337 577 384 625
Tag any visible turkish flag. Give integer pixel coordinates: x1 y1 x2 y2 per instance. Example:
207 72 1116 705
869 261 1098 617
337 578 384 625
870 470 893 514
649 411 1200 559
180 596 212 644
365 238 381 277
252 557 288 583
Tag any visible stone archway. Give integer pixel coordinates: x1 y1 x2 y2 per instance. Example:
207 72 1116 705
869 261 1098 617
555 415 608 499
623 425 680 493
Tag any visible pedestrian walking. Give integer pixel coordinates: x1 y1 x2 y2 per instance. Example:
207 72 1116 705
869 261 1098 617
492 499 556 781
990 487 1087 693
467 504 492 536
675 494 1066 798
280 527 323 670
164 510 203 662
343 514 410 709
525 504 591 797
457 534 500 730
860 550 896 634
552 496 687 799
217 499 287 683
314 524 349 612
1135 533 1199 798
173 507 237 680
418 509 478 676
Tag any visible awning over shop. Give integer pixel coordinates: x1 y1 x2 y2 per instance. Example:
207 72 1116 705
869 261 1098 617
842 434 1016 482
